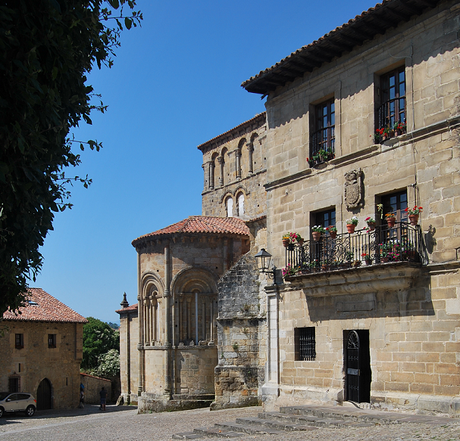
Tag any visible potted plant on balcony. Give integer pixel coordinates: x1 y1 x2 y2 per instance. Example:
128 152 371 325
365 216 376 231
405 205 423 225
346 216 359 233
394 121 406 136
282 264 299 277
309 259 320 272
385 212 396 228
311 225 325 241
289 232 304 245
362 253 372 265
282 233 291 247
326 225 337 239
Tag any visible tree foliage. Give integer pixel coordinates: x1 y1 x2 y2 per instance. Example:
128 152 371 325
82 316 119 371
91 348 120 378
0 0 142 315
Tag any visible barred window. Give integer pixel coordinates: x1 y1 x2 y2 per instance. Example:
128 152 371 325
15 334 24 349
48 334 56 348
295 327 316 361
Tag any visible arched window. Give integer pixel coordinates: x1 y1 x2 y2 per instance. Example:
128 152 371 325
144 288 159 345
237 193 245 216
226 197 233 217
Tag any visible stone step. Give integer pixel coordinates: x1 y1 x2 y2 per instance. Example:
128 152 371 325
172 432 206 440
279 405 403 424
236 416 319 432
259 411 374 428
214 420 285 435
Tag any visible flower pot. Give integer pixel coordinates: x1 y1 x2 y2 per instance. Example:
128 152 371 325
381 257 389 263
346 224 356 234
297 239 304 246
312 231 322 241
367 222 376 231
395 129 401 136
365 259 372 266
386 217 396 228
408 214 419 225
329 231 337 239
321 264 329 272
282 239 290 247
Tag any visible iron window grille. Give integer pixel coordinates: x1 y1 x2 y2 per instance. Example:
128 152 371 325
295 327 316 361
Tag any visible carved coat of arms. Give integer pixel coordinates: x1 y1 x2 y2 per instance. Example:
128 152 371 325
344 169 363 209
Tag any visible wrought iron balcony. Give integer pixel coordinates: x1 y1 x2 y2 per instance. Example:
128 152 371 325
283 222 426 278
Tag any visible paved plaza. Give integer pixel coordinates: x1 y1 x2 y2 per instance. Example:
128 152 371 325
0 404 459 441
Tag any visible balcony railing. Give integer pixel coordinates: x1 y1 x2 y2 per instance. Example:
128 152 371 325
283 222 426 277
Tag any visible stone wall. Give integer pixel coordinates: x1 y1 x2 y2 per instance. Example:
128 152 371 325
80 374 112 405
118 307 139 404
212 254 267 409
0 321 83 409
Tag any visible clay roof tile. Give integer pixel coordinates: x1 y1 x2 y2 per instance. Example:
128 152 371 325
2 288 87 323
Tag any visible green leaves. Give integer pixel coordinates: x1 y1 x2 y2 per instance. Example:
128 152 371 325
82 317 120 372
0 0 142 314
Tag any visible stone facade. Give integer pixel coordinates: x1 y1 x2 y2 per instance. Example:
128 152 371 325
244 0 460 415
117 302 139 405
199 113 267 220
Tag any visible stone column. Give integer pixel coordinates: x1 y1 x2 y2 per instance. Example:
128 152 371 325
217 156 224 187
137 253 144 396
164 242 172 398
236 148 242 179
247 141 254 175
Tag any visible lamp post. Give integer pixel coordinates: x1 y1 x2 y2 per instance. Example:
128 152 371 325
255 248 277 285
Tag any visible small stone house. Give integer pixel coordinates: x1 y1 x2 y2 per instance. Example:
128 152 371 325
0 288 87 409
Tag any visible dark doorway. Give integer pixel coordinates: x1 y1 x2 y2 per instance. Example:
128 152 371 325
344 330 371 403
37 378 52 410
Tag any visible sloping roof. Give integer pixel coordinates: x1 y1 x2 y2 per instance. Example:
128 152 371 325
242 0 445 95
115 303 138 314
2 288 87 323
132 216 250 248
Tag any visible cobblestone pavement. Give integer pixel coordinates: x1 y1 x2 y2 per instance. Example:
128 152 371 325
0 404 459 441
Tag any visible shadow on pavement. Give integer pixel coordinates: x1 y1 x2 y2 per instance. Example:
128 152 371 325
0 404 137 424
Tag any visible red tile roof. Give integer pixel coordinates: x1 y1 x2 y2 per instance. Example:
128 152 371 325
115 303 138 314
2 288 87 323
132 216 250 248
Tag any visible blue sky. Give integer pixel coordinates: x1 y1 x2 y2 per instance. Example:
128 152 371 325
35 0 378 323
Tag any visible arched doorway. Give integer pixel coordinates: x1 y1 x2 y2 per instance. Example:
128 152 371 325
37 378 52 410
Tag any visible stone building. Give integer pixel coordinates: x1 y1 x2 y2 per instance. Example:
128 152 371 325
118 114 268 411
241 0 460 415
119 0 460 415
0 288 87 409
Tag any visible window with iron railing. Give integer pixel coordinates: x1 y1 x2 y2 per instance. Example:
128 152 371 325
375 67 406 142
309 99 335 166
295 327 316 361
